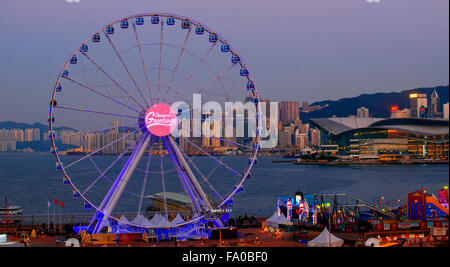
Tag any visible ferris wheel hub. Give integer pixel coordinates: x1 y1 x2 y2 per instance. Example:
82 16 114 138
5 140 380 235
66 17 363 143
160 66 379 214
144 103 177 137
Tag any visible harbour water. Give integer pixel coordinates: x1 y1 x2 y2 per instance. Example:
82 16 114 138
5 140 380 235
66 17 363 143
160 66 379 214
0 152 448 218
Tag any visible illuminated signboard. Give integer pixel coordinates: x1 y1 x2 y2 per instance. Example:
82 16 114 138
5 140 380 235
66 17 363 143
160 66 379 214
286 199 292 221
391 106 398 112
409 93 418 98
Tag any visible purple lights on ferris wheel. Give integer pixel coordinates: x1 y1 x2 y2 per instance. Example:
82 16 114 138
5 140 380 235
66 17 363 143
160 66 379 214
49 13 261 235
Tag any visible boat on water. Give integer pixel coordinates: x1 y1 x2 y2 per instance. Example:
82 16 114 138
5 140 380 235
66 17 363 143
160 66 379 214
0 196 23 216
0 205 23 216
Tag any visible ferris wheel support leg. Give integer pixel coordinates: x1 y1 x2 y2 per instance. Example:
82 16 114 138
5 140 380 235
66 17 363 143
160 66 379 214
166 136 224 227
92 132 152 234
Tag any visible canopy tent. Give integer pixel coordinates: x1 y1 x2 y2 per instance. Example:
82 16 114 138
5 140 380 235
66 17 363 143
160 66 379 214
307 227 344 247
265 212 292 228
149 212 174 228
149 212 163 225
118 215 130 226
131 214 152 227
171 214 185 225
159 216 175 228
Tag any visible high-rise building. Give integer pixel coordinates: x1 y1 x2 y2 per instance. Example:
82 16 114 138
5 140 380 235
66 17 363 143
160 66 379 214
300 123 309 134
302 102 309 110
444 103 449 119
309 128 321 148
279 101 299 123
279 130 292 148
111 120 119 134
357 107 369 118
429 89 441 118
409 93 427 118
295 129 308 150
294 118 302 129
390 107 411 118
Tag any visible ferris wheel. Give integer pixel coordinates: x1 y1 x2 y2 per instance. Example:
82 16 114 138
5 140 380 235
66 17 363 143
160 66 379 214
49 13 262 234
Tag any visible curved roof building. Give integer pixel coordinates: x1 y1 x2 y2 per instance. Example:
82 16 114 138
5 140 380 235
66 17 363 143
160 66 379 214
310 117 449 137
309 117 449 159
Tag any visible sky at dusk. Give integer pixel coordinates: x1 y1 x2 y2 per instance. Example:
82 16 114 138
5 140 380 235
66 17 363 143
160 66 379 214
0 0 448 125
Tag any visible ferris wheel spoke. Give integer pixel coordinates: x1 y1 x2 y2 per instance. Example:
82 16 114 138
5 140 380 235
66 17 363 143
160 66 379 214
181 137 242 178
170 42 217 103
167 136 218 209
216 76 231 102
64 128 142 170
131 22 154 105
157 22 165 103
163 27 192 103
161 137 203 215
178 126 253 150
62 76 142 114
53 105 143 120
137 135 155 217
82 135 142 196
93 132 151 234
165 136 224 226
180 63 238 104
158 137 169 218
103 31 150 108
80 52 147 110
177 141 224 201
174 88 252 121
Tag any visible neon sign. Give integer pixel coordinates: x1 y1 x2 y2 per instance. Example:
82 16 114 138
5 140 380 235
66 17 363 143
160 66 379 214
145 103 177 136
286 199 292 221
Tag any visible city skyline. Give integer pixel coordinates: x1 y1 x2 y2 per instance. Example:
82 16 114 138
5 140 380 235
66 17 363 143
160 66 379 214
0 0 448 126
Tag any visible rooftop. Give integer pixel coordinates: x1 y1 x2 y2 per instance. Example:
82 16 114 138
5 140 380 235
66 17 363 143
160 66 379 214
309 117 449 137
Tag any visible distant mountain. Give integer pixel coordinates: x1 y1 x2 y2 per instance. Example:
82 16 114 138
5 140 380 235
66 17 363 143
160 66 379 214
301 85 449 119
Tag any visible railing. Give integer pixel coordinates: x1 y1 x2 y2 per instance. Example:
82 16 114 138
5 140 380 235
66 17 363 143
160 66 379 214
313 192 399 219
0 210 195 226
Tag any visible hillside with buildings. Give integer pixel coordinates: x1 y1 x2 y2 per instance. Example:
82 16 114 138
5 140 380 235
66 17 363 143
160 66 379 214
300 85 449 119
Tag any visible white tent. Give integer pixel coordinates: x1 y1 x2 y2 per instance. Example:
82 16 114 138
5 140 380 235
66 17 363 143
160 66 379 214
171 214 185 225
149 212 163 226
307 227 344 247
118 215 130 226
131 214 152 227
149 212 174 228
265 212 292 228
159 216 175 228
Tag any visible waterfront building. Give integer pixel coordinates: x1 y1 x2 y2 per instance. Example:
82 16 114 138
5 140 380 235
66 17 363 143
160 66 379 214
300 123 310 134
111 120 119 134
309 117 449 160
443 103 449 119
294 130 308 150
410 93 428 118
309 128 321 148
0 138 16 152
429 89 441 118
357 107 369 118
279 130 292 148
390 106 411 119
279 101 299 123
23 128 40 142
